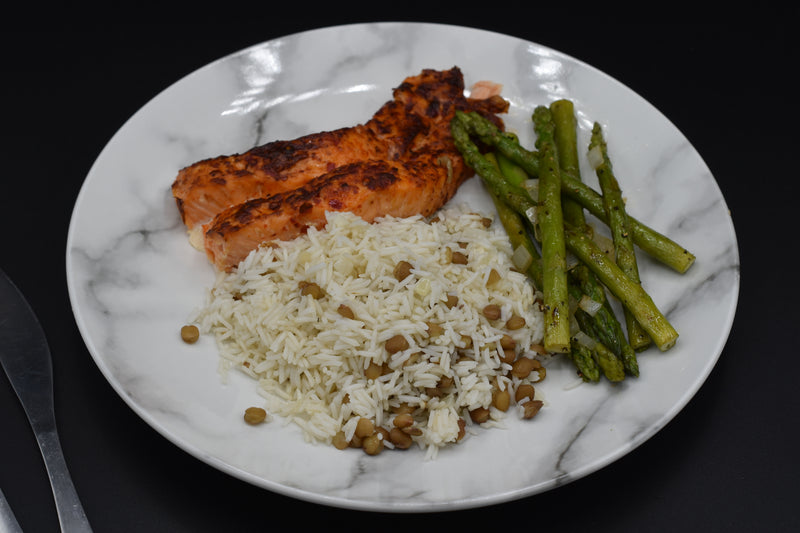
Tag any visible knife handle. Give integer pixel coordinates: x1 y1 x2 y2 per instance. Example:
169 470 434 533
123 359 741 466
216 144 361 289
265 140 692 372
34 426 93 533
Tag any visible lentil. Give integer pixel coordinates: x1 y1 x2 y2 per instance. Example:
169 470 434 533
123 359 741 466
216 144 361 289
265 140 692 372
451 251 468 264
483 304 502 320
426 322 444 337
361 433 383 455
515 383 536 403
506 314 526 330
522 400 544 419
337 304 355 319
243 407 267 425
500 349 516 364
393 413 414 429
389 427 413 449
493 389 511 411
332 431 349 450
299 281 325 299
365 362 382 380
385 334 409 354
456 417 467 441
511 357 538 379
355 417 375 438
469 406 490 424
393 260 413 282
500 334 516 350
180 324 200 344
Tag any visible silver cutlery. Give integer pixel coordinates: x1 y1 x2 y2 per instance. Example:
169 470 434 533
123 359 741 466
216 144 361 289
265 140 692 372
0 486 23 533
0 269 92 532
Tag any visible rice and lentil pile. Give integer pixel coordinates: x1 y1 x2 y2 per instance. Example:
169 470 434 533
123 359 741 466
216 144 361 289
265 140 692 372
193 206 547 458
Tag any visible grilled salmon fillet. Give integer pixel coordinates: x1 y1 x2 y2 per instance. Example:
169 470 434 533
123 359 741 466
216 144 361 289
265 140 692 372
172 67 509 270
173 125 386 247
205 151 468 270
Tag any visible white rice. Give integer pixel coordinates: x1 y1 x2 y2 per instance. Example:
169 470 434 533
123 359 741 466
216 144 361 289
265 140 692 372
193 206 545 458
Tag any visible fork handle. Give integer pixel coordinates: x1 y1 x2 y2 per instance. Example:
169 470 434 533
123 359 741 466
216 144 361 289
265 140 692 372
35 428 93 533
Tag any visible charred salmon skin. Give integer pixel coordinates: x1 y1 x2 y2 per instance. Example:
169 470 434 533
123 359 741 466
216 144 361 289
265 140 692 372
172 67 508 270
205 151 469 270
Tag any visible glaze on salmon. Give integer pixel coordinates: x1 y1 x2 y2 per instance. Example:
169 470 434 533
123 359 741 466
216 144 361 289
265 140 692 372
204 152 469 269
172 67 509 270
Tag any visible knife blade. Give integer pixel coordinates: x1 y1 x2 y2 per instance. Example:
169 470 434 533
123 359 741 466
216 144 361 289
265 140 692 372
0 271 53 418
0 268 92 532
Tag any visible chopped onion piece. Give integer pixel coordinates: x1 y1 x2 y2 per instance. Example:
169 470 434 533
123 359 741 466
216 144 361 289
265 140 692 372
572 330 597 350
578 294 603 316
511 244 533 271
592 231 615 259
525 206 538 225
565 251 580 271
569 313 581 336
523 179 539 200
568 294 579 314
414 277 432 297
587 144 604 170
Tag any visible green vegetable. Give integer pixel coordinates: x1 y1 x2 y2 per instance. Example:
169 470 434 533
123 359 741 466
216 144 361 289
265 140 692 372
564 224 679 351
570 265 639 376
590 122 651 351
451 113 538 224
456 110 696 274
550 99 586 229
550 99 638 375
452 101 681 385
484 154 544 290
456 110 540 177
569 338 601 382
570 286 626 382
560 173 696 274
590 339 626 382
496 150 529 188
531 106 570 354
490 152 634 380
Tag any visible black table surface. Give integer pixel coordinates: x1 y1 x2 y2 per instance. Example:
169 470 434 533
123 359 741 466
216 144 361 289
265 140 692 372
2 11 797 533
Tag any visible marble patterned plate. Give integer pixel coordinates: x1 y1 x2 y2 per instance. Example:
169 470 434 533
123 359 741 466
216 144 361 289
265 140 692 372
66 22 739 511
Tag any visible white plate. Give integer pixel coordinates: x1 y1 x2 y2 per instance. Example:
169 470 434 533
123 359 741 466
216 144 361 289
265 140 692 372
66 22 739 511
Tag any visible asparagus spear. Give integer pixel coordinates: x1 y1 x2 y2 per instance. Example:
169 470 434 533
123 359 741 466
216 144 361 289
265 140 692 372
562 171 695 274
456 110 696 274
532 106 570 354
550 99 587 229
563 224 679 351
590 122 652 351
591 340 626 382
550 100 638 376
457 110 540 177
484 153 544 289
569 338 601 382
453 111 678 353
489 152 633 381
451 112 538 223
488 160 601 382
570 299 626 382
570 265 639 376
550 99 639 370
496 150 529 188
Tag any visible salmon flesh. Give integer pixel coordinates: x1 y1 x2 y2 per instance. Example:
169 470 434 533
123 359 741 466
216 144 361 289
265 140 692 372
172 67 508 270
